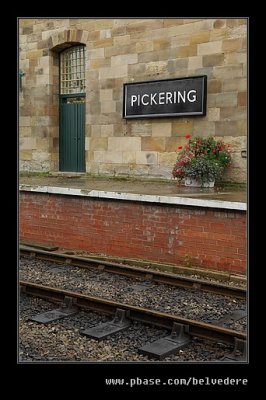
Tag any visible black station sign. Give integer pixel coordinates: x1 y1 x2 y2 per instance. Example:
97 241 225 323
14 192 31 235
123 76 207 119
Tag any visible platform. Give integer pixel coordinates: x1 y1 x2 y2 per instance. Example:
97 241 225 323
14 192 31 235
19 174 247 274
19 175 246 211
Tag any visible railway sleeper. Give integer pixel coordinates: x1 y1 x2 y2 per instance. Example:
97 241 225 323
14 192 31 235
216 309 246 327
29 296 78 324
139 322 191 360
220 338 247 362
81 308 131 339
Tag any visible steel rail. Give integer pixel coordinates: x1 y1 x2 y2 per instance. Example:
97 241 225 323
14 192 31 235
20 280 246 346
20 246 246 299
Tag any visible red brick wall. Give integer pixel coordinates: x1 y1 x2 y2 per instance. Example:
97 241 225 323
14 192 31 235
20 192 246 274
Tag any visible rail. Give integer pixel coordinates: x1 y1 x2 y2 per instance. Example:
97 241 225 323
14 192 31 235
20 280 246 346
20 246 246 299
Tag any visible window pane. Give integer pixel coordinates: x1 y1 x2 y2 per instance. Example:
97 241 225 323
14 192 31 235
60 45 86 95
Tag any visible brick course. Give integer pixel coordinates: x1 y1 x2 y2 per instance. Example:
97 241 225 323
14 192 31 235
20 192 246 274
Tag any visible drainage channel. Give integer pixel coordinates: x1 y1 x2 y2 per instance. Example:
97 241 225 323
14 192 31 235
20 280 246 361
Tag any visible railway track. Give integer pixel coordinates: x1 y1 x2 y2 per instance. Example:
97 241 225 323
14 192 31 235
20 246 246 300
20 280 247 361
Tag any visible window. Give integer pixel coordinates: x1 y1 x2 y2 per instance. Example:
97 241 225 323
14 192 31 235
60 45 85 95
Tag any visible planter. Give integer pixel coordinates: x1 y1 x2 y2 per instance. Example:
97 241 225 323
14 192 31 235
184 178 215 188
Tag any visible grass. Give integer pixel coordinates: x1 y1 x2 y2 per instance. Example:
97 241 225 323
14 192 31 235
19 171 51 177
215 181 247 190
19 171 247 189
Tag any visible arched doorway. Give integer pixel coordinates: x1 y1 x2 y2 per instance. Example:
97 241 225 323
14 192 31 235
59 45 86 172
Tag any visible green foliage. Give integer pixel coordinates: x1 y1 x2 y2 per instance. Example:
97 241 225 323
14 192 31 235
19 171 50 177
172 135 231 185
184 157 223 184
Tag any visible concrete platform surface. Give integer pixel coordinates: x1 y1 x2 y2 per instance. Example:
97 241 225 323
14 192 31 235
19 175 247 204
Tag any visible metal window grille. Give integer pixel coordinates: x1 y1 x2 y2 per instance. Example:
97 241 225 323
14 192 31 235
60 45 86 95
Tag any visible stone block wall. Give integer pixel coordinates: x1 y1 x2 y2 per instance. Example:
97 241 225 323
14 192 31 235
19 18 247 182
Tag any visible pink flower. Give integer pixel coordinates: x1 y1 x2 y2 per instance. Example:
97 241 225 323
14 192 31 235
178 146 183 150
185 134 191 139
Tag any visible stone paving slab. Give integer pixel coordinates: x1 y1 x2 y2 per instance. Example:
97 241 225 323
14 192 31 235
19 175 246 203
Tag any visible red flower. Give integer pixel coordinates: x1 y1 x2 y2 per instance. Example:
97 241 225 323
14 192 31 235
185 134 191 139
178 146 183 150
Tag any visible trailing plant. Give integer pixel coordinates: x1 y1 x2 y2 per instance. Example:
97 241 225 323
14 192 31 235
172 134 231 185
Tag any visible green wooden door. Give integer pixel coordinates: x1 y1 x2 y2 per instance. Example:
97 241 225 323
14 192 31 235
59 96 85 172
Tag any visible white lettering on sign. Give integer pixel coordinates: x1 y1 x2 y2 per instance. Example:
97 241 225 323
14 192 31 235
131 95 137 106
187 90 196 102
166 92 173 104
150 93 157 105
177 91 186 103
158 92 165 104
142 94 149 105
130 90 197 107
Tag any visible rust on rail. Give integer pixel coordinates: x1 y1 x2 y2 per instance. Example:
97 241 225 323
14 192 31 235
20 280 246 346
20 246 246 299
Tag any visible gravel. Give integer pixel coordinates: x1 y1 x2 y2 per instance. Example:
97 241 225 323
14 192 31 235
221 317 247 331
20 256 246 331
59 249 247 288
19 294 233 362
